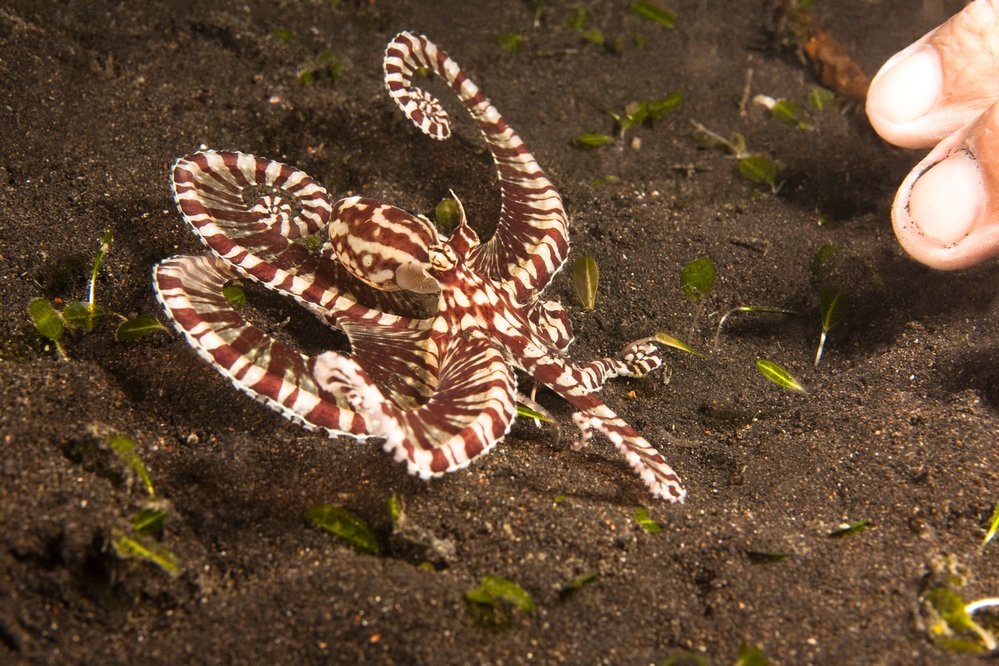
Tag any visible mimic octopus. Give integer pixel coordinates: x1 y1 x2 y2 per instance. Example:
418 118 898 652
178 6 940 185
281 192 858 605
153 31 686 501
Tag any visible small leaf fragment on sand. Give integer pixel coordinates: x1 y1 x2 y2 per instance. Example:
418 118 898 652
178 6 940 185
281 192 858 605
497 32 524 56
924 586 997 653
271 28 295 44
815 284 847 367
590 175 620 188
769 98 809 128
116 315 167 342
112 530 181 576
629 0 676 27
828 520 871 538
808 86 835 111
28 298 64 342
982 500 999 551
653 331 702 356
561 571 599 594
581 28 605 46
645 91 683 118
812 243 842 275
566 6 591 30
819 284 846 333
680 256 715 303
87 231 113 307
738 155 778 188
222 283 247 306
132 508 168 536
617 93 683 133
572 255 599 309
755 358 806 393
572 132 614 149
109 435 156 496
465 575 535 621
516 404 551 423
735 641 770 666
632 508 663 533
434 197 461 233
305 504 381 554
387 493 403 525
63 301 105 332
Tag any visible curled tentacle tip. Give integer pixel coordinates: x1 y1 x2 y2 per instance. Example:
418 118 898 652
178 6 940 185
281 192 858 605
408 88 452 140
621 341 664 377
383 32 455 141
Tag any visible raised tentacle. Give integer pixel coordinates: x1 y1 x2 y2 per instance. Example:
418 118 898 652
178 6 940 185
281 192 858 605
314 334 517 477
383 31 570 299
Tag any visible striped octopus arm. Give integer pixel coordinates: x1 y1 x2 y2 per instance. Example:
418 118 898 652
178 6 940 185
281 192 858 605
153 254 372 437
170 150 434 320
163 151 442 407
522 340 685 502
383 31 570 300
314 333 518 477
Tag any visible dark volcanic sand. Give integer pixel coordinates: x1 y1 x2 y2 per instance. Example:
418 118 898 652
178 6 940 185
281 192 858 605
1 1 996 664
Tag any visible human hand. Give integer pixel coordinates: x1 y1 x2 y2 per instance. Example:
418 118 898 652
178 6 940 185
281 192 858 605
867 0 999 270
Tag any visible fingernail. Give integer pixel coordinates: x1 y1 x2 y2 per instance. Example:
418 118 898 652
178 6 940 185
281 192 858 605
907 149 985 245
869 45 942 125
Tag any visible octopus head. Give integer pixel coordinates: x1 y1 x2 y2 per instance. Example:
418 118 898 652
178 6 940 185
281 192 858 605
328 196 441 293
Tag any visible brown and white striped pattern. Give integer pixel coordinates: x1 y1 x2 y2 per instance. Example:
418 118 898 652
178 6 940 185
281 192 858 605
427 260 685 502
314 332 516 477
383 31 570 301
328 196 439 293
153 254 372 437
153 32 686 502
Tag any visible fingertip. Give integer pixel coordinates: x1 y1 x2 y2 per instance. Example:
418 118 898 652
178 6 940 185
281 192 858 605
867 43 943 147
893 214 999 269
907 148 984 246
893 145 999 270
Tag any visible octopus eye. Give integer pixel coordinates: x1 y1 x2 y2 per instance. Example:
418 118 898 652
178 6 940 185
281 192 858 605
395 261 439 293
328 197 441 292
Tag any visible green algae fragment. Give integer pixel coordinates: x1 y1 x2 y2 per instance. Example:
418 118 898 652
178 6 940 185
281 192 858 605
632 508 662 534
305 504 381 555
